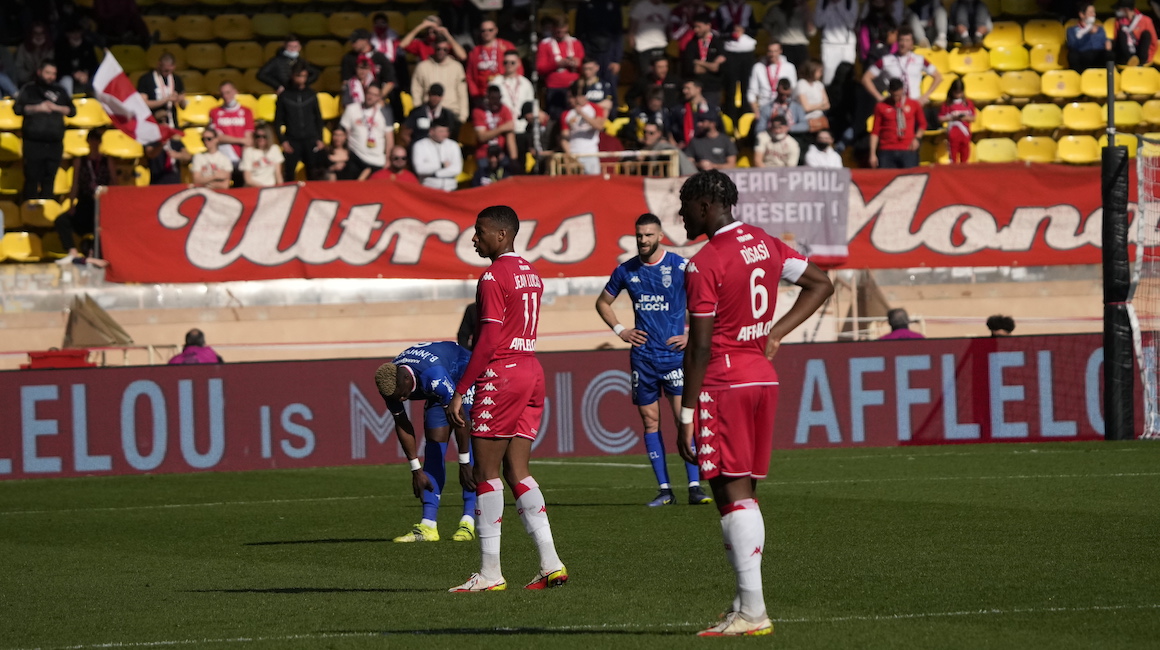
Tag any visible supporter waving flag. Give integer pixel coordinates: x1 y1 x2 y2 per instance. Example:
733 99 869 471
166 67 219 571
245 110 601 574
93 50 182 144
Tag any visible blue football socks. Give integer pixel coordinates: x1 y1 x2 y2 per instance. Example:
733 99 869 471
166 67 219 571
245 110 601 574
643 431 672 489
421 440 447 522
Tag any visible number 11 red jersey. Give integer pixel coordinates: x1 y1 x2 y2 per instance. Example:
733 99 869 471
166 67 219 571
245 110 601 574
477 252 543 359
685 221 807 390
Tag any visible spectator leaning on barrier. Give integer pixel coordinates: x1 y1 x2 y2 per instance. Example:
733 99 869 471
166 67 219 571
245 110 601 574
1068 3 1111 72
339 82 391 181
14 61 74 201
258 35 320 96
169 329 223 365
686 111 738 170
241 124 284 188
628 0 672 74
370 146 419 184
275 62 325 182
190 127 233 189
412 116 462 191
803 129 843 168
138 52 187 129
755 114 800 167
412 38 469 129
56 129 114 267
880 308 925 340
870 78 925 169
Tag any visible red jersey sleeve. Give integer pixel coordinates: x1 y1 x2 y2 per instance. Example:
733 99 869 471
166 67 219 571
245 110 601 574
477 269 507 324
685 249 723 318
770 237 808 282
471 107 487 128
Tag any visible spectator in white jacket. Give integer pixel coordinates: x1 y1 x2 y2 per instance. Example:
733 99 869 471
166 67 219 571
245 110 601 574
411 117 463 191
814 0 859 85
747 42 798 135
803 129 843 167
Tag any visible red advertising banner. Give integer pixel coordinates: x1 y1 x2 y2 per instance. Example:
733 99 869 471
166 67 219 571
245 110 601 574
0 335 1126 481
98 164 1134 284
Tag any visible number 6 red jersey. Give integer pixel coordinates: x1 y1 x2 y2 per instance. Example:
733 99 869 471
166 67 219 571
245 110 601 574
477 252 543 359
685 221 807 390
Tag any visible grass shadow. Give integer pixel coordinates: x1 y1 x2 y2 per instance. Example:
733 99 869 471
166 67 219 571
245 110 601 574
330 627 690 637
189 587 440 594
244 538 391 546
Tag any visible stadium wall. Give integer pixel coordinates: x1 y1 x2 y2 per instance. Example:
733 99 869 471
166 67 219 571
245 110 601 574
0 333 1129 481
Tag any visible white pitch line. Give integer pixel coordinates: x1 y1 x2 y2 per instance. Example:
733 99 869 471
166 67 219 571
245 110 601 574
532 460 651 469
2 471 1158 517
11 603 1160 650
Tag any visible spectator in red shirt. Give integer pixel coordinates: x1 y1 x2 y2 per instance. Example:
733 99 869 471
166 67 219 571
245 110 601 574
1113 0 1157 66
869 78 925 169
208 81 254 172
370 146 420 184
401 16 467 63
467 20 518 106
537 17 585 120
472 85 517 172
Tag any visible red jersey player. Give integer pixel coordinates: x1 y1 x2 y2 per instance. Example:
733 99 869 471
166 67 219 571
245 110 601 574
677 170 833 636
447 206 568 593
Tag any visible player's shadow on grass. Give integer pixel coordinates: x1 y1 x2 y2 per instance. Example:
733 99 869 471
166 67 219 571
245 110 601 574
334 628 688 637
190 587 441 594
244 538 391 546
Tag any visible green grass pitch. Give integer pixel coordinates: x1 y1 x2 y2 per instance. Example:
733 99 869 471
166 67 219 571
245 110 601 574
2 441 1159 649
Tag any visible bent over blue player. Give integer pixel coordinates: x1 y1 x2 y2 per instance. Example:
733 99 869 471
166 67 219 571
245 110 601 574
374 341 477 542
596 213 713 507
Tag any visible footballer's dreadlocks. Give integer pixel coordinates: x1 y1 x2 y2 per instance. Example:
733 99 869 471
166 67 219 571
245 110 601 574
679 169 738 209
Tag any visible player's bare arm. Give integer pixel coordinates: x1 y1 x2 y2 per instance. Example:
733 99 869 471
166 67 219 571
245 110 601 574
453 418 475 492
678 314 713 466
393 411 433 497
595 291 648 346
764 262 833 360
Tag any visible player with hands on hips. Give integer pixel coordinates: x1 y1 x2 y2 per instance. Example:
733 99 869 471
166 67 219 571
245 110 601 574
677 170 833 636
374 341 477 543
595 213 713 507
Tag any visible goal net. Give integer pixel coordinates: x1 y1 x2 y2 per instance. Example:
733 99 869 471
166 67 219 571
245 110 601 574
1132 136 1160 438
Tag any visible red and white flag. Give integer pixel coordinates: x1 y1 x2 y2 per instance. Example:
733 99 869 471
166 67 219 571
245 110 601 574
93 50 181 144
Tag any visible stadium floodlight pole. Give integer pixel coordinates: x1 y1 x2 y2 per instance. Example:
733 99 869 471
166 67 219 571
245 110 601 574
529 0 543 157
1102 55 1134 441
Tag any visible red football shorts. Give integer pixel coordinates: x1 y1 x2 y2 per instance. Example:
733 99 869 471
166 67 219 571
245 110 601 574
470 356 545 441
695 384 779 480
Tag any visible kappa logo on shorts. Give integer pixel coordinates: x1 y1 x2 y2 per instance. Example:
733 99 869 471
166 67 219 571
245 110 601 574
700 460 717 472
477 411 493 419
698 444 715 455
700 426 714 438
480 397 495 405
475 424 491 432
699 392 713 403
483 369 498 378
699 409 712 419
482 383 497 391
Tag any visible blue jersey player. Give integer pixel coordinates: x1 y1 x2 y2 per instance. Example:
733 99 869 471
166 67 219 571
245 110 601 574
374 341 477 542
596 213 713 507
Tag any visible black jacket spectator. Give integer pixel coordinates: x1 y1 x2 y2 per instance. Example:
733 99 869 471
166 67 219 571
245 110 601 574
55 33 99 91
15 77 73 142
680 34 727 95
258 52 320 94
625 71 683 111
275 87 324 144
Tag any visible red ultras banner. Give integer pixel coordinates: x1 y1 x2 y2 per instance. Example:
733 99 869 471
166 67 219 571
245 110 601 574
99 164 1127 284
0 335 1124 480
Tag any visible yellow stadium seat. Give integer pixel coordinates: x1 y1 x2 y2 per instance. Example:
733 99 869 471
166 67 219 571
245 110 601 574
54 166 73 195
253 13 292 39
989 46 1029 72
949 47 991 75
978 104 1022 133
963 71 1002 104
176 95 221 127
1023 19 1066 47
0 232 43 262
736 113 755 139
1001 70 1041 103
243 68 274 96
982 22 1023 49
256 94 278 123
720 114 734 136
1115 100 1143 129
224 42 264 70
1057 135 1100 163
1021 102 1063 130
1104 17 1116 39
290 13 331 38
1142 99 1160 125
204 69 245 94
384 11 406 35
109 45 149 74
1062 102 1106 131
1030 44 1065 73
199 0 233 6
234 93 259 115
1080 68 1120 100
1100 133 1138 158
101 130 144 159
63 129 90 158
174 15 214 42
129 70 148 89
914 47 950 75
456 153 476 185
182 127 206 155
143 15 176 43
146 45 185 71
316 66 343 94
1001 0 1040 15
186 43 224 71
1121 66 1160 99
213 14 254 41
329 12 369 39
921 72 957 104
399 91 413 117
0 99 22 130
177 70 207 95
22 199 68 227
1041 69 1082 100
975 137 1018 162
160 0 195 6
65 98 111 129
0 132 22 161
239 0 274 6
1 199 20 229
264 42 284 61
603 116 630 136
1016 135 1057 162
304 40 346 67
0 165 22 194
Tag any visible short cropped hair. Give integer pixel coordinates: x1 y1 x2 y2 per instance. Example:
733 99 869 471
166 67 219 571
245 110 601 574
375 363 398 398
887 308 911 330
636 213 662 228
478 205 520 235
185 328 206 347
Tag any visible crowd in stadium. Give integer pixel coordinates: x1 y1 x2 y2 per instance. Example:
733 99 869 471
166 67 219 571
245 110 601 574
1 0 1158 262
